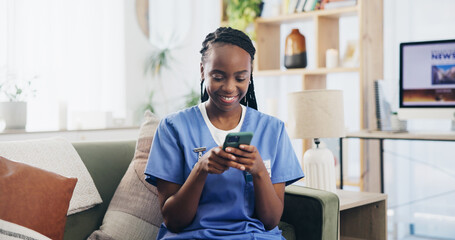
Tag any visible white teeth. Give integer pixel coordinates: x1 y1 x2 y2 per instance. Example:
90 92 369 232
222 96 235 101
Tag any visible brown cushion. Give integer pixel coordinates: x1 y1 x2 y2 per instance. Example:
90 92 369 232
88 110 162 240
0 156 77 240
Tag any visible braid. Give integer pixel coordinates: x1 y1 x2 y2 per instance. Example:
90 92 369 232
239 74 257 110
200 27 258 110
201 80 209 103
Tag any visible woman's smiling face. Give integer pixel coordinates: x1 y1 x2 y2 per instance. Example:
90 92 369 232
201 43 252 113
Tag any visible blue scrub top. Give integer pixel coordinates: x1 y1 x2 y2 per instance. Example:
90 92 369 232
145 106 304 240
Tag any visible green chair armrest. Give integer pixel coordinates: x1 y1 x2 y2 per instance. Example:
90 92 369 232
282 185 339 240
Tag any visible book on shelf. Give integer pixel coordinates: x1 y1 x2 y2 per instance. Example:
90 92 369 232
304 0 317 11
314 0 323 10
295 0 307 13
320 0 329 9
288 0 299 14
282 0 290 15
324 0 357 10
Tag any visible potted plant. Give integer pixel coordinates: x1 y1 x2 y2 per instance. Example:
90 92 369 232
141 48 172 116
226 0 263 39
0 75 37 130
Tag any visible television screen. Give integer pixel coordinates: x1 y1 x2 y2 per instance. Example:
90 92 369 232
400 39 455 108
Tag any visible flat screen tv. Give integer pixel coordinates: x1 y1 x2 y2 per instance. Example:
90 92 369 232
398 39 455 120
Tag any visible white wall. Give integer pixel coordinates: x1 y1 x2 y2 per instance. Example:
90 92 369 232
0 0 221 140
124 0 221 125
124 0 153 125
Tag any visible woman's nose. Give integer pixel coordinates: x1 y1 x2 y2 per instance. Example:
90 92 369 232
223 78 236 93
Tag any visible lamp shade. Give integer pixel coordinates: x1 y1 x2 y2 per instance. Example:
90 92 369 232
288 90 345 139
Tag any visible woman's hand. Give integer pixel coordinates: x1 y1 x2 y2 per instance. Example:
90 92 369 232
224 145 267 177
158 145 248 232
225 144 284 229
198 146 247 174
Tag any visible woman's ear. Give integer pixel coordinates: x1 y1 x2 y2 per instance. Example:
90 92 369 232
200 62 205 81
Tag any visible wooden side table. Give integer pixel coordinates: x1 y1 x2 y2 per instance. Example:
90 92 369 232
338 190 387 240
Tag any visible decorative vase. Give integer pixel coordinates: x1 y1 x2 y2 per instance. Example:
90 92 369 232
0 102 27 130
284 28 307 69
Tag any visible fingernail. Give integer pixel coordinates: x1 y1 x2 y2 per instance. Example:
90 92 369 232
231 156 236 160
226 148 231 152
240 166 245 171
239 145 244 149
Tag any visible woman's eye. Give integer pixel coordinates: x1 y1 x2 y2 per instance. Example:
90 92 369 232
236 77 247 82
212 75 223 80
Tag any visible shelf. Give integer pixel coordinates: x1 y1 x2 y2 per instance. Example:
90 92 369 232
254 67 359 77
255 5 362 73
346 130 455 141
256 6 359 25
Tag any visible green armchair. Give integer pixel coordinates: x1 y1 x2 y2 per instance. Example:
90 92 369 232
64 140 339 240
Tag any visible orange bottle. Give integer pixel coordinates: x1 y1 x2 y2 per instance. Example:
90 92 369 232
284 28 307 69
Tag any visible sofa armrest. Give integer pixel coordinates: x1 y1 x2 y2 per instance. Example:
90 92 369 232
282 185 339 240
64 140 136 240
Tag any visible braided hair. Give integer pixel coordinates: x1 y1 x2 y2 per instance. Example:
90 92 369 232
200 27 258 110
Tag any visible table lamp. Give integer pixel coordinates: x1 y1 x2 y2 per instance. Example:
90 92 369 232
287 90 345 192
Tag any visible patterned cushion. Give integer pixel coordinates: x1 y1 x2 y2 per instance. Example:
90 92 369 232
0 219 52 240
88 110 162 240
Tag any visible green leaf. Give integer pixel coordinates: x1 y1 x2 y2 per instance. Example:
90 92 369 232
184 89 200 108
142 90 155 113
226 0 262 40
144 48 172 77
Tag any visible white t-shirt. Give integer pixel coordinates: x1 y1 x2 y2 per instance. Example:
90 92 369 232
198 102 246 146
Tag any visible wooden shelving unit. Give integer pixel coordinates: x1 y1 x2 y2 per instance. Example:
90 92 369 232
254 0 383 91
256 6 359 24
254 67 359 77
254 0 384 190
255 6 360 72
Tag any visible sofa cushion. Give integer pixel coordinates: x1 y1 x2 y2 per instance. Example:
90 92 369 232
0 137 102 215
0 219 51 240
88 110 162 240
0 156 77 240
64 140 136 240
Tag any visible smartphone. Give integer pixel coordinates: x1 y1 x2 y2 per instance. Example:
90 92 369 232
222 132 253 150
223 132 254 182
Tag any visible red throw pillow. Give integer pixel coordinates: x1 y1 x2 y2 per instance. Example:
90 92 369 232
0 156 77 240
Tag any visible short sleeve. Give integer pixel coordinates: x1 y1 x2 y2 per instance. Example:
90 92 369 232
144 118 185 186
270 122 304 186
